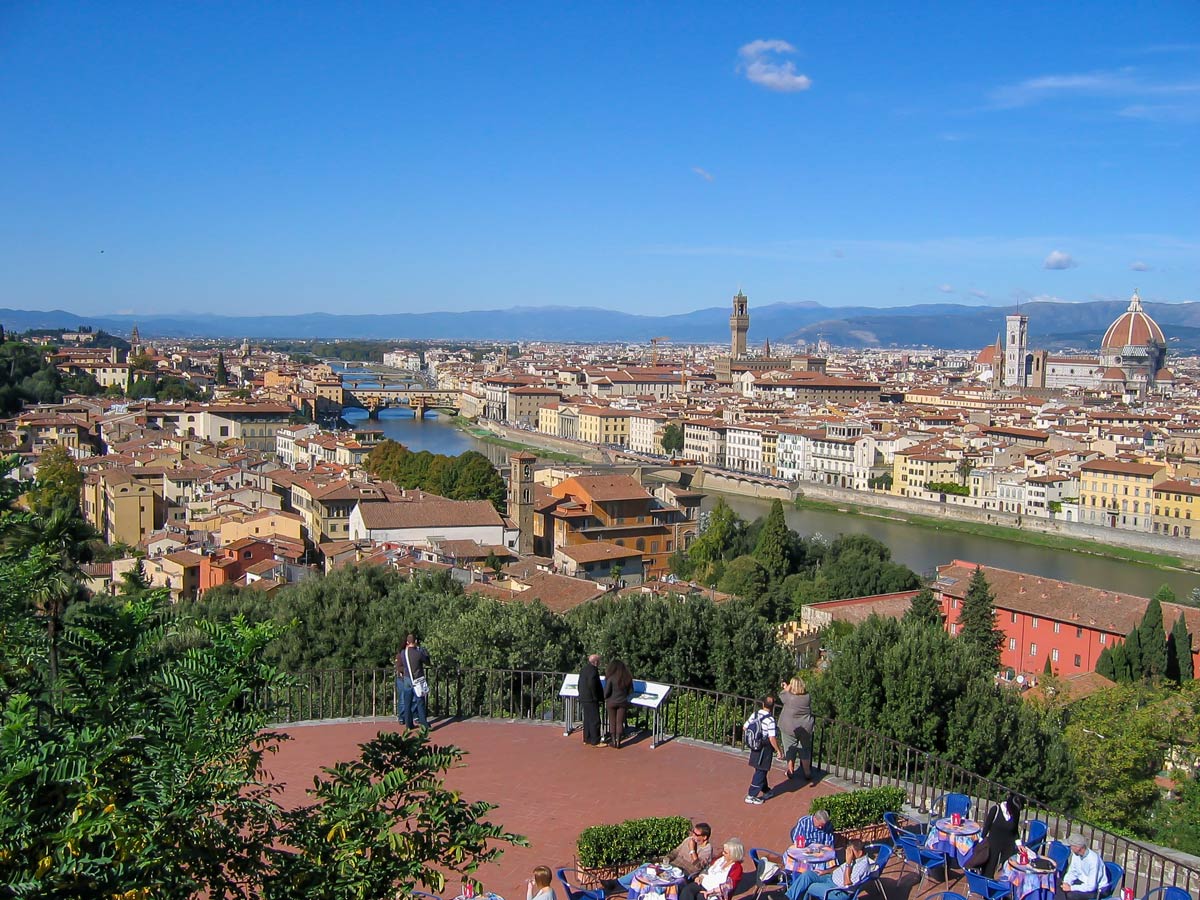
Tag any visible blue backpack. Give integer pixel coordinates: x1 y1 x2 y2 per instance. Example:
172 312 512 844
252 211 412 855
743 712 765 751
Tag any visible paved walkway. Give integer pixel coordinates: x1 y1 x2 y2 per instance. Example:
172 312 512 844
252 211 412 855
265 717 845 899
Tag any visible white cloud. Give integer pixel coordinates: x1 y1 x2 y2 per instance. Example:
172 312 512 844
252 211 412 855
938 284 955 293
691 166 714 182
1130 260 1151 271
737 40 812 92
989 68 1200 115
1043 250 1078 270
970 289 989 299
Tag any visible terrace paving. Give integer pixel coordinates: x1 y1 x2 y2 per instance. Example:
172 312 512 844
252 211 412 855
264 717 882 899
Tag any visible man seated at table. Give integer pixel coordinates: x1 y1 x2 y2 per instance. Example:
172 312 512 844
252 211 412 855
1058 834 1104 900
612 823 714 890
789 810 834 846
785 839 870 900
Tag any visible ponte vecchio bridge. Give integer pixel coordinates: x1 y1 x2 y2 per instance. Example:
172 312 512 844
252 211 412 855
339 385 463 419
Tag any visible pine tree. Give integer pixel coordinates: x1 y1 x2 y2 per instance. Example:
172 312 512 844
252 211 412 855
1170 614 1194 682
958 566 1003 673
214 351 228 386
1138 596 1168 679
752 499 791 580
904 586 942 627
1043 656 1054 675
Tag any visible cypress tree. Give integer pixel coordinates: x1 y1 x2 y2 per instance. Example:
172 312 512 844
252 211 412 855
752 498 792 580
1170 615 1194 682
1043 655 1054 676
904 586 942 627
1096 646 1117 681
958 566 1003 673
215 352 228 386
1138 596 1168 679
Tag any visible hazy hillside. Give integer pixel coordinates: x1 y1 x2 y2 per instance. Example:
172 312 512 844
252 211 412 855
2 299 1198 350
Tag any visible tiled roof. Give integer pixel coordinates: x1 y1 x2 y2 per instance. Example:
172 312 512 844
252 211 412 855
355 496 504 530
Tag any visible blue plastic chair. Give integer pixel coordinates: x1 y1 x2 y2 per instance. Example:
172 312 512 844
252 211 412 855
927 894 969 900
867 843 894 900
1046 841 1070 875
965 870 1014 900
750 848 788 900
414 893 444 900
1097 862 1125 900
1024 820 1048 853
883 811 927 848
896 833 949 895
1024 891 1055 900
936 793 972 819
556 868 605 900
1142 888 1192 900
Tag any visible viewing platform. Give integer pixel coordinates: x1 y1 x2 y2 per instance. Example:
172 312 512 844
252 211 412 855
264 669 1200 900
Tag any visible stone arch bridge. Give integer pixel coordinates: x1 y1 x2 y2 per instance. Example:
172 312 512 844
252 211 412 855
340 386 462 419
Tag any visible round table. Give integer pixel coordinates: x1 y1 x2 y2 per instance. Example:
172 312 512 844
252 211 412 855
925 818 982 866
1001 855 1058 899
627 864 686 900
784 844 838 875
452 893 505 900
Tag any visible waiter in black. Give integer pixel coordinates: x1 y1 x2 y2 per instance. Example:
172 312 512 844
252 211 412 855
578 653 604 746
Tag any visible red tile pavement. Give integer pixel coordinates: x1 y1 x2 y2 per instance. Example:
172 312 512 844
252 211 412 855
264 717 847 900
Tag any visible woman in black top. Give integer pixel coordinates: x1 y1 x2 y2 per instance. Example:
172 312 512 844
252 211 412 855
604 659 634 749
979 793 1023 878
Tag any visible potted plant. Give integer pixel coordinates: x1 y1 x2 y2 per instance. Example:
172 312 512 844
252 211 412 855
816 786 908 845
575 816 692 886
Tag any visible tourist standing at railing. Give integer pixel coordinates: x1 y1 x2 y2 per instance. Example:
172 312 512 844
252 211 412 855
745 694 782 805
396 633 431 730
579 653 604 747
779 676 815 784
604 659 633 749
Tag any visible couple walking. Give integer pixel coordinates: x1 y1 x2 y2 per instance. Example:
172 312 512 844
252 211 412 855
396 634 431 729
578 654 634 749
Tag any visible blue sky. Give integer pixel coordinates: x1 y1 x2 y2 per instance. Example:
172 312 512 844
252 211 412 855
1 2 1197 316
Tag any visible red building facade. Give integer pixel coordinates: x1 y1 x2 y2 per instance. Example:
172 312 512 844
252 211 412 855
933 560 1200 678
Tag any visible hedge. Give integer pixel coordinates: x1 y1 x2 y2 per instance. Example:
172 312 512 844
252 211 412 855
577 816 692 869
813 786 906 831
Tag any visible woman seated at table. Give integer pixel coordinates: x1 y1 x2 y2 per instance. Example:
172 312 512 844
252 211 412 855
526 865 556 900
678 839 744 900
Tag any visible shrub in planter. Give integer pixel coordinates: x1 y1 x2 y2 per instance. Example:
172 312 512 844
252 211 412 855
577 816 692 878
813 786 906 840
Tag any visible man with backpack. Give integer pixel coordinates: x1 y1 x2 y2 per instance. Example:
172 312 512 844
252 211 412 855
744 694 782 804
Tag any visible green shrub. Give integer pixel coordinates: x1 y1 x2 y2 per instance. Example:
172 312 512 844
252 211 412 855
577 816 692 868
814 786 906 831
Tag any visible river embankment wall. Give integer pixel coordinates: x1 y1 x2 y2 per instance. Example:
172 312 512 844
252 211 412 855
720 475 1200 563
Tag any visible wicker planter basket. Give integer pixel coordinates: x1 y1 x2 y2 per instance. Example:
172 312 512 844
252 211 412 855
832 822 891 847
573 860 642 889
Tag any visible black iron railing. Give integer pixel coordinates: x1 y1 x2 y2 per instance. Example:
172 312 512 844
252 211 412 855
268 668 1200 896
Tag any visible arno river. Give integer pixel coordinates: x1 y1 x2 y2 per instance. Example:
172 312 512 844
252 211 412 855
338 370 1199 598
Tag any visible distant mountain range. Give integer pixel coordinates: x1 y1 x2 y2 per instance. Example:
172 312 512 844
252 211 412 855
4 300 1200 351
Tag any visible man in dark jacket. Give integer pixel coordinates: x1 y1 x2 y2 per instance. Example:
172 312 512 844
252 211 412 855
397 633 431 730
578 653 604 746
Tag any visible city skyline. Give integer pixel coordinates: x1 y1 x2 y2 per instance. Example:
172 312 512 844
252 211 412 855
1 2 1197 316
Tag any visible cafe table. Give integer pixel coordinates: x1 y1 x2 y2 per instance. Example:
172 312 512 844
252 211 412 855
1001 854 1059 899
626 863 687 900
784 844 838 875
925 817 983 867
